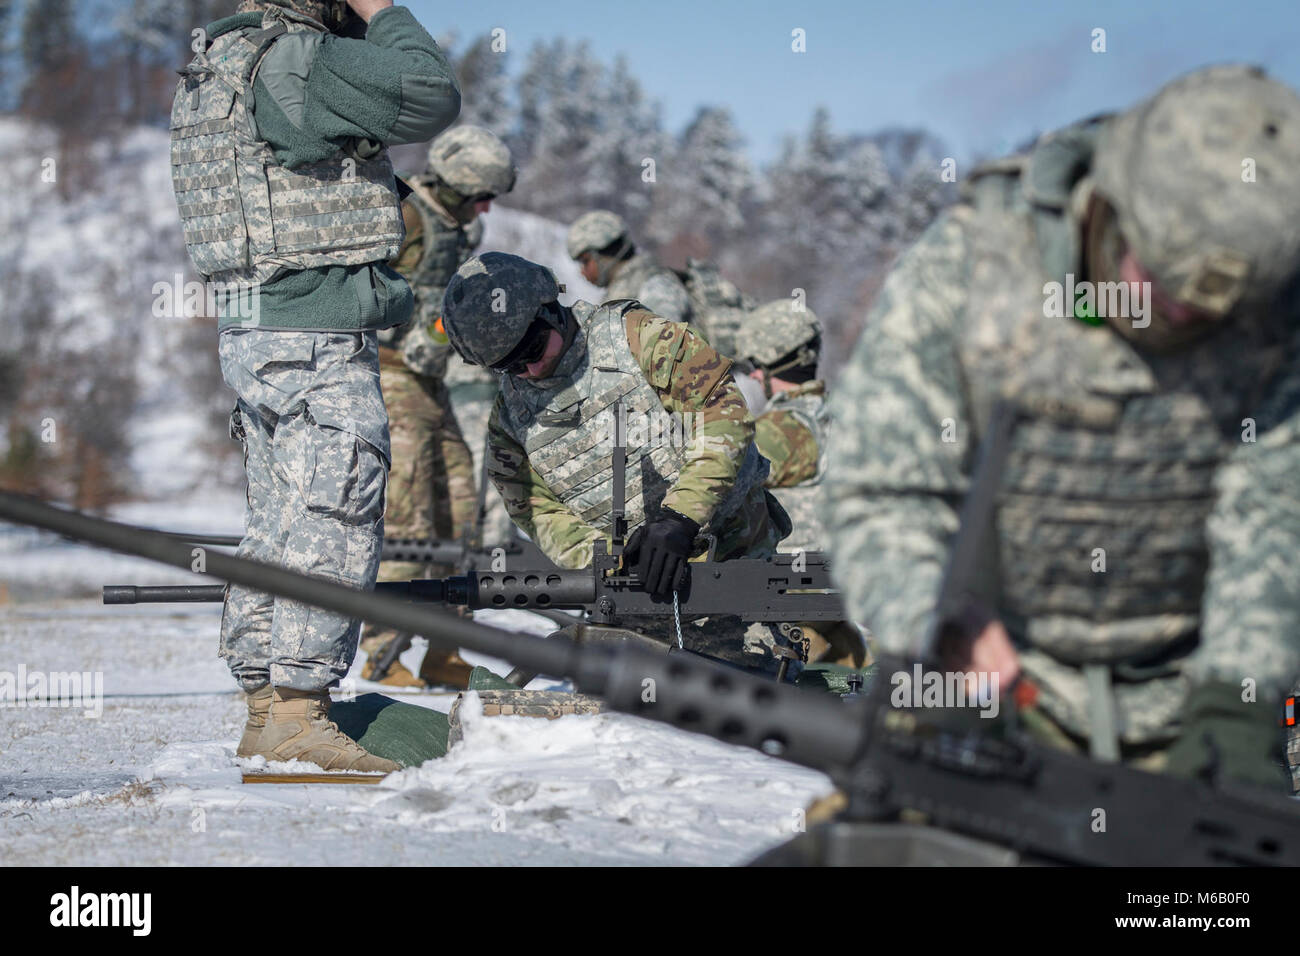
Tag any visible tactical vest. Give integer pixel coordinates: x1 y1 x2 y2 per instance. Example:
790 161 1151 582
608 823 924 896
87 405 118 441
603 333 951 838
995 392 1223 665
678 258 751 357
498 301 766 536
606 255 674 303
380 182 478 376
404 182 477 328
169 8 404 284
765 386 831 553
956 121 1238 669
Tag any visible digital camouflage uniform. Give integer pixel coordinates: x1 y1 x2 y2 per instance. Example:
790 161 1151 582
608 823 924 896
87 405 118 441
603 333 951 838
444 355 515 547
602 254 693 325
741 301 864 667
486 299 793 662
362 125 516 684
824 67 1300 782
360 180 481 677
171 5 459 694
755 381 830 554
567 210 693 325
678 258 753 358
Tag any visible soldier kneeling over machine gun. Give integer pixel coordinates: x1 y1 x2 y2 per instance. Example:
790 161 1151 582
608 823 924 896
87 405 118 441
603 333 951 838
437 251 828 679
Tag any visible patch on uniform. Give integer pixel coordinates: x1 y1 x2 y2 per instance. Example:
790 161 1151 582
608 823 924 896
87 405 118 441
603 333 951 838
447 690 606 747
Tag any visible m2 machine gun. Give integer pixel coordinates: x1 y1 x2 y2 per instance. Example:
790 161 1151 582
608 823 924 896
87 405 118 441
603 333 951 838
4 481 1300 865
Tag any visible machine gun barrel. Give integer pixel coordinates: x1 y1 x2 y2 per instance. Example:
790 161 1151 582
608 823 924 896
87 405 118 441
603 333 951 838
10 489 1300 867
4 491 862 775
148 531 534 568
103 558 843 622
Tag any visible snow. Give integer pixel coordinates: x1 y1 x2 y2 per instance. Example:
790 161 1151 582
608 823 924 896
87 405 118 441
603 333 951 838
0 598 834 865
0 115 830 866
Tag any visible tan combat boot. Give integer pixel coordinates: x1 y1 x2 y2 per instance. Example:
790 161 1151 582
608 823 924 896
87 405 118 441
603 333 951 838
256 687 399 773
235 684 273 758
359 630 425 688
418 649 475 689
360 656 425 688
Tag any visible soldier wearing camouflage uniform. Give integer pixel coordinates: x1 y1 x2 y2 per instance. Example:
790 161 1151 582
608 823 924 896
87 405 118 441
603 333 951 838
739 299 829 555
171 0 459 771
440 253 799 665
738 299 864 667
360 126 514 689
566 210 693 325
824 65 1300 788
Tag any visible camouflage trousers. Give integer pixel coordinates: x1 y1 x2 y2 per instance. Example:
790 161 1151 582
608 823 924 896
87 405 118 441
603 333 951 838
218 330 389 693
361 357 476 659
448 379 515 547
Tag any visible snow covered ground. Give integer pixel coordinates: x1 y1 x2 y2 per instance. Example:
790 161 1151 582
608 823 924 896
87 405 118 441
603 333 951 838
0 569 833 866
0 117 829 866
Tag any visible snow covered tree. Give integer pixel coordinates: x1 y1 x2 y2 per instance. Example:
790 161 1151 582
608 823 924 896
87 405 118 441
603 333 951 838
454 32 513 135
18 0 76 115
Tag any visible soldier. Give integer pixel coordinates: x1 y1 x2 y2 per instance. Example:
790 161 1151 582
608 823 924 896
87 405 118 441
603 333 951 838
566 210 693 325
737 299 865 667
824 65 1300 788
171 0 459 771
439 252 799 666
359 125 515 689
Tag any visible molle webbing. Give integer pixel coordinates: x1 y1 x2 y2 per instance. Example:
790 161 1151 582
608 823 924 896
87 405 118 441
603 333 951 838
997 394 1220 628
169 11 403 283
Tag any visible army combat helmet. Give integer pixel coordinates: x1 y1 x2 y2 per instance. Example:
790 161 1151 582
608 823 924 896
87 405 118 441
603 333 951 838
426 126 516 224
441 253 564 370
237 0 359 32
566 210 633 286
737 298 822 379
1089 65 1300 329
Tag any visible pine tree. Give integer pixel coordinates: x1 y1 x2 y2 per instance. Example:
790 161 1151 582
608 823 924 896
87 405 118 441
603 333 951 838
19 0 77 113
646 105 752 256
454 32 513 135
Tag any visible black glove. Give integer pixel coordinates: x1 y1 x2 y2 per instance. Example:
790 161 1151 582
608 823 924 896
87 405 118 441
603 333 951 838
622 510 700 599
1165 681 1287 790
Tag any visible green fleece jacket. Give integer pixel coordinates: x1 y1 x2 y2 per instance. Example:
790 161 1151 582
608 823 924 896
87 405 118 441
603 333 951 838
205 6 461 332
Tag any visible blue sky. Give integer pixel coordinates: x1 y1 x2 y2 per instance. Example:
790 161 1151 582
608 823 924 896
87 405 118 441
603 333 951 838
406 0 1300 162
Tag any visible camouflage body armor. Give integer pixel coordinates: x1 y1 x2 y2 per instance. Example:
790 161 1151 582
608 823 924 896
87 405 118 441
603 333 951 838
764 385 831 554
1000 393 1220 661
951 126 1288 747
605 255 691 320
378 180 479 376
678 258 752 357
498 300 767 537
169 7 403 284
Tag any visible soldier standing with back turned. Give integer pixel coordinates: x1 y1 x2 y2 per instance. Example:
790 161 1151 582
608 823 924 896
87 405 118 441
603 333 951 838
170 0 459 770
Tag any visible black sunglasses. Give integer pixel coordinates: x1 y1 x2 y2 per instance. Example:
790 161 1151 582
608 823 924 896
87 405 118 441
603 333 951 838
491 314 554 375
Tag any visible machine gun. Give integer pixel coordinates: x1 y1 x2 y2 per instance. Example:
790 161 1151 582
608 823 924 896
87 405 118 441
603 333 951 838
4 485 1300 865
140 531 551 573
102 548 844 683
102 403 844 682
122 530 553 680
